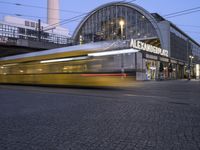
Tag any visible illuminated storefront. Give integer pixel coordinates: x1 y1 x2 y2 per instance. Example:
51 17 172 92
196 64 200 79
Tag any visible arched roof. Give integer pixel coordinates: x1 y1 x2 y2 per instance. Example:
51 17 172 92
73 1 164 48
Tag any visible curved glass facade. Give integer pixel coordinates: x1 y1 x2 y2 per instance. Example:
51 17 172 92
72 2 200 80
74 4 159 45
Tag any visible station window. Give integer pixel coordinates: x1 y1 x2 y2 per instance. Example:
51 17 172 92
31 22 36 28
25 21 30 27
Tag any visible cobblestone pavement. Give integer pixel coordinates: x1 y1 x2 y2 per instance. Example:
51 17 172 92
0 80 200 150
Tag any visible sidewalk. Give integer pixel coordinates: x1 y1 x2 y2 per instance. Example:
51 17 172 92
180 79 200 82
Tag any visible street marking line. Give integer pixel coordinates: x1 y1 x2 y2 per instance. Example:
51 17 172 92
124 93 168 99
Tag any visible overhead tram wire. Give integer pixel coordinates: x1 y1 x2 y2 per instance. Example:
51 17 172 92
125 0 137 3
0 0 137 13
44 4 200 31
1 1 200 36
0 12 64 21
0 0 138 30
0 0 136 25
0 1 83 14
176 24 200 28
1 1 199 29
43 13 88 30
2 0 198 33
164 6 200 17
0 0 90 29
43 0 138 30
1 0 199 22
165 9 200 18
1 3 200 40
1 0 197 19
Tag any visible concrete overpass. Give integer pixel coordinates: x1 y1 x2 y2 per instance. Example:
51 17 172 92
0 38 71 58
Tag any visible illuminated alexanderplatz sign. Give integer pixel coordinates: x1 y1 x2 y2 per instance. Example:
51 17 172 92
130 39 169 57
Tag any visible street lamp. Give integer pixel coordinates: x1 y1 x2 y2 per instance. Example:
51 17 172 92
119 19 125 77
189 55 194 59
79 35 83 45
119 19 125 40
188 55 194 80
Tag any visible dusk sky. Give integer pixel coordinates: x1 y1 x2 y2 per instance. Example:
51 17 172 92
0 0 200 42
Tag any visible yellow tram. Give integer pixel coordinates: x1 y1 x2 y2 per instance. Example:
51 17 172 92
0 41 138 87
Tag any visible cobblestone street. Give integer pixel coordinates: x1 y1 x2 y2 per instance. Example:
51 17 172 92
0 80 200 150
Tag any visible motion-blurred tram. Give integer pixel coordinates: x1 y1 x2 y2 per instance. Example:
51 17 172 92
0 41 138 87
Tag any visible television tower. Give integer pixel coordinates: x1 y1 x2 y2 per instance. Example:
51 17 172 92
47 0 60 26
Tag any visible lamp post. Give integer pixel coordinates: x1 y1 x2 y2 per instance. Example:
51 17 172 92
188 55 194 80
119 20 125 40
119 19 125 77
79 35 83 45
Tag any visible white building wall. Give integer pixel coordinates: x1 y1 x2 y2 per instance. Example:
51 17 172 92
3 16 69 37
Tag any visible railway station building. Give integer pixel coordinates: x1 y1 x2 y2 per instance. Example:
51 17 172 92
72 2 200 80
